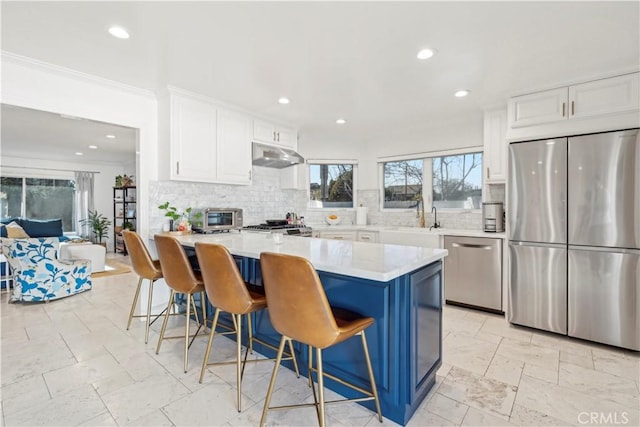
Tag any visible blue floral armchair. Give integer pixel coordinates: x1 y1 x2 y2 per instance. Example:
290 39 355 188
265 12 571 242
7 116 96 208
0 237 92 302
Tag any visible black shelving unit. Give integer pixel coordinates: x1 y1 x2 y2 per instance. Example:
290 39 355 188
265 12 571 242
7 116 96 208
113 186 136 254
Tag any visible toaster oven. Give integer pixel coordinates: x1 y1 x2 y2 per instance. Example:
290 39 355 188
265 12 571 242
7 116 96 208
192 208 243 233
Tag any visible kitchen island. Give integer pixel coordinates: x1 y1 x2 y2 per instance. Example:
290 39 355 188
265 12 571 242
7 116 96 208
170 232 447 425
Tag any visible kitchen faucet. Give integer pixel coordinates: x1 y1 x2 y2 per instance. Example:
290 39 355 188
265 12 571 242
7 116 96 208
429 206 441 230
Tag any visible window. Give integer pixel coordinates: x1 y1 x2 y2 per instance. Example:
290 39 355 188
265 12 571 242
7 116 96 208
432 153 482 209
1 176 76 231
383 160 424 209
382 151 483 210
309 163 355 208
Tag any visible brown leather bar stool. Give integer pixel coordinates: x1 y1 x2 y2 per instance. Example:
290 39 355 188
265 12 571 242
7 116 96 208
259 252 383 427
195 242 299 412
154 234 207 373
122 230 164 344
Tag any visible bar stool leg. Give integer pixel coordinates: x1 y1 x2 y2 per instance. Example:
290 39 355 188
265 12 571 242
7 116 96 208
247 313 254 354
144 278 155 344
127 277 144 330
200 308 221 383
184 294 192 373
361 331 383 422
235 313 243 412
259 335 287 427
156 290 175 355
200 291 207 329
287 339 300 377
317 347 326 427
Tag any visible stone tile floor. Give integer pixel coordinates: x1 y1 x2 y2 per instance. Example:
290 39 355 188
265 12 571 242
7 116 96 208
1 254 638 426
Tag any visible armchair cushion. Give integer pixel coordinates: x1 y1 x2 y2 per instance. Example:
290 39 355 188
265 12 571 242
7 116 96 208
0 237 92 302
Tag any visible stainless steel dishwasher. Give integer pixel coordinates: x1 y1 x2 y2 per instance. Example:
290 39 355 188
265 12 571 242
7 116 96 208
444 235 503 313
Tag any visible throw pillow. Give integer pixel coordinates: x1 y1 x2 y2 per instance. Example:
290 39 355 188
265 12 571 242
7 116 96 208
6 221 30 238
21 218 63 238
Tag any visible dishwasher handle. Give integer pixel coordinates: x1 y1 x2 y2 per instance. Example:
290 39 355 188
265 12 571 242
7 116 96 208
451 242 493 250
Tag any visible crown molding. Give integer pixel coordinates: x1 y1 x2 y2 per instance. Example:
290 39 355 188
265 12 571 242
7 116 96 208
2 50 156 99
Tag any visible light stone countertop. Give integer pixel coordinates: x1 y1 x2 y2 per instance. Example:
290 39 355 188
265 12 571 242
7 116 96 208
310 224 506 239
168 231 448 282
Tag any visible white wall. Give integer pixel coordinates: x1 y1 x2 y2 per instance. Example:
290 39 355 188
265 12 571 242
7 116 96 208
1 52 157 240
299 112 484 190
1 155 135 249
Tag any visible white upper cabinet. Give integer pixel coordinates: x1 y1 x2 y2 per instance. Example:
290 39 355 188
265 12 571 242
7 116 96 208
253 119 297 149
509 87 567 128
569 73 639 119
170 93 217 182
161 88 252 185
216 108 252 185
483 108 508 183
509 72 639 129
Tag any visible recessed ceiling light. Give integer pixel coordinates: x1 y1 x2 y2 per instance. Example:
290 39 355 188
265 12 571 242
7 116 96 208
417 48 437 60
89 145 98 149
105 134 116 139
75 152 83 156
336 118 346 125
108 26 130 39
278 97 290 105
454 89 471 97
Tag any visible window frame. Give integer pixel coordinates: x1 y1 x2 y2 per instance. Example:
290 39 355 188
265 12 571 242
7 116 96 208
1 170 77 233
307 159 358 210
378 147 483 212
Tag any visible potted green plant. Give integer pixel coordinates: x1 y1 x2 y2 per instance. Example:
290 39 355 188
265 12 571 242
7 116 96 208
158 202 202 232
80 210 112 245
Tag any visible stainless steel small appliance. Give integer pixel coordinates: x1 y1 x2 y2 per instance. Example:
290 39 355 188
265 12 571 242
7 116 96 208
482 202 504 232
192 208 243 233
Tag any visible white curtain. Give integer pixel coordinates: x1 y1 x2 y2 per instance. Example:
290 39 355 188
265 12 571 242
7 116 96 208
75 172 95 238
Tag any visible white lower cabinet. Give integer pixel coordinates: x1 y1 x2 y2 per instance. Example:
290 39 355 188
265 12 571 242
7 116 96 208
318 231 356 241
357 231 378 243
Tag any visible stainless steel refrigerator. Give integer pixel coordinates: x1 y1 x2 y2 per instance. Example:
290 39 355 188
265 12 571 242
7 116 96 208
508 129 639 351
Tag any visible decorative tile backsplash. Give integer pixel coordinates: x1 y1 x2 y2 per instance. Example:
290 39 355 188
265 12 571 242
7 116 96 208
150 170 483 232
149 167 306 231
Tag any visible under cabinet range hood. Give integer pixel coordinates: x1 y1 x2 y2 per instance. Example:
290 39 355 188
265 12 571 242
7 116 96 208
252 142 304 168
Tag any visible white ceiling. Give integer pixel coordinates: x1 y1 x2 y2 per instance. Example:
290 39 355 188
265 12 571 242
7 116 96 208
1 104 137 164
1 1 639 162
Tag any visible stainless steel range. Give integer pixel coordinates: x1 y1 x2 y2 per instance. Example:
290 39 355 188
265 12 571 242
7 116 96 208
243 220 312 237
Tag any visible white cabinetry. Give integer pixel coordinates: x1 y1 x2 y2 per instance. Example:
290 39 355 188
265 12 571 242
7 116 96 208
357 231 378 243
169 93 217 182
569 74 639 119
509 73 639 129
253 120 297 149
216 108 252 185
161 88 252 185
319 231 356 241
483 109 507 183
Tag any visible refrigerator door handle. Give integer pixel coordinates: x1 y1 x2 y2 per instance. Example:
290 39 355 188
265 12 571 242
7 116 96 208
568 245 640 255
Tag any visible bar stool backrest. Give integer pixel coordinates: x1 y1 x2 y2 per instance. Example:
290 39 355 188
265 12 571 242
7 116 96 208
195 242 253 314
154 234 201 294
122 231 162 280
260 252 340 349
